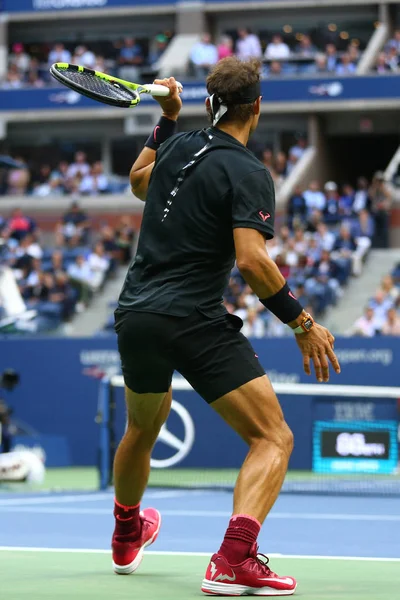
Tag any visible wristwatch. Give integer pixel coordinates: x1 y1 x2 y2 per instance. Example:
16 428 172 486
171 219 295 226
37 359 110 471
292 313 314 334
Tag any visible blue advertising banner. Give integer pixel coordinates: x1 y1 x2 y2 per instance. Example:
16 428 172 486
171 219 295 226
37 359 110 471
0 336 398 468
1 0 309 13
1 76 400 112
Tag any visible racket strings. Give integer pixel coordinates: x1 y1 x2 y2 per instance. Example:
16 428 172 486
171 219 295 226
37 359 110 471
59 70 134 102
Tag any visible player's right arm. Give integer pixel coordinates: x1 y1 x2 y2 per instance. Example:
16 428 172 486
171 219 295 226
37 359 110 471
130 77 182 201
232 170 340 382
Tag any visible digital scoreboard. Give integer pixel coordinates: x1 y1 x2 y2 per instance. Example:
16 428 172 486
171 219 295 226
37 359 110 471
313 420 398 474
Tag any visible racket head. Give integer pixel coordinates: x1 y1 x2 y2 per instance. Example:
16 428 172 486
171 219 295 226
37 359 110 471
50 63 140 108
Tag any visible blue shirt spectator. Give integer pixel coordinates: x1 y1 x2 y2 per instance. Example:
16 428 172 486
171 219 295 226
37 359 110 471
335 54 357 75
323 182 341 224
119 38 144 66
190 33 218 77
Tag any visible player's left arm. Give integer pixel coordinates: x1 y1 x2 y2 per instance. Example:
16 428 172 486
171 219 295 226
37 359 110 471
130 77 182 201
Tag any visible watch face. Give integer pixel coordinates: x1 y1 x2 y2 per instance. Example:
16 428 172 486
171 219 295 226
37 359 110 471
303 318 313 331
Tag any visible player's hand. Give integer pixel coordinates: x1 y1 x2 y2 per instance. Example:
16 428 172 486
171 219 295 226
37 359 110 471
295 323 341 383
153 76 183 121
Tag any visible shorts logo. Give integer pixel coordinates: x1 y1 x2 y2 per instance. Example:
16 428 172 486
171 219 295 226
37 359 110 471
259 211 271 222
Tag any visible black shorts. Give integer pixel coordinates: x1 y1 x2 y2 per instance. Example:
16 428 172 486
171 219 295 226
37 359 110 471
114 308 265 404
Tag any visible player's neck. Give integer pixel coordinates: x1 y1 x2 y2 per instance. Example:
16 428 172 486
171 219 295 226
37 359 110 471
215 122 251 147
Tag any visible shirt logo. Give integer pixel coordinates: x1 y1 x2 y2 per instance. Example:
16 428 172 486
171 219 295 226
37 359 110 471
259 211 271 222
153 125 160 142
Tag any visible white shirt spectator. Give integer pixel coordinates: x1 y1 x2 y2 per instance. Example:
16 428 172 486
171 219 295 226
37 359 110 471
67 259 93 284
236 33 262 60
72 46 96 69
351 314 376 337
241 311 265 338
190 39 218 67
88 252 109 274
303 182 326 212
67 153 91 180
79 173 108 195
265 40 290 60
49 45 71 65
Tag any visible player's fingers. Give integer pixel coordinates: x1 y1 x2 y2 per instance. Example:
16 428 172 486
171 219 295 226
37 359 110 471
303 354 311 376
312 352 323 382
319 351 330 382
326 345 341 374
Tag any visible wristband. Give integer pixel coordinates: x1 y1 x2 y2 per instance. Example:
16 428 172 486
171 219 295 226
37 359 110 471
260 283 303 324
145 116 177 151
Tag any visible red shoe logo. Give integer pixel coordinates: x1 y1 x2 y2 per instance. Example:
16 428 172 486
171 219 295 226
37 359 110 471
259 211 271 222
210 559 236 582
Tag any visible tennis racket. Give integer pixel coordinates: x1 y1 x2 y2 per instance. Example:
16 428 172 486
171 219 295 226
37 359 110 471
50 63 183 108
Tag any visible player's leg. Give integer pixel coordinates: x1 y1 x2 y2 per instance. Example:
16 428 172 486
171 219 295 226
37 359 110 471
112 310 175 575
174 312 296 596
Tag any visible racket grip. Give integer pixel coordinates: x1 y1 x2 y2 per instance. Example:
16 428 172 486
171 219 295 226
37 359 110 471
146 82 183 96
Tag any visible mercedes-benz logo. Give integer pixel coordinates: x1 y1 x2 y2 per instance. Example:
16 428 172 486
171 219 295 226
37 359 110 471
151 400 195 468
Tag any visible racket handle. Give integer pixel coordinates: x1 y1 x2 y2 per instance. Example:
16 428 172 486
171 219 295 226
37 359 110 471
145 82 183 97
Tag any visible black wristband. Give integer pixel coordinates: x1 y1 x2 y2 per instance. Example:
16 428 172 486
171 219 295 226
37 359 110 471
260 283 303 324
145 116 177 151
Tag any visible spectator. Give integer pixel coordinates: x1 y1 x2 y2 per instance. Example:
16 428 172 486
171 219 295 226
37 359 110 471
380 274 399 303
6 208 36 242
72 45 96 69
79 161 109 195
236 28 262 60
293 227 308 254
9 43 30 74
58 202 90 246
49 271 77 321
369 171 392 248
348 42 360 66
48 43 71 65
385 46 399 72
48 250 65 277
217 36 234 61
49 161 71 195
311 249 341 295
190 33 218 78
386 29 400 54
351 209 374 274
27 71 45 88
115 215 135 264
268 61 283 76
335 53 356 75
332 225 356 278
274 151 287 178
325 43 338 72
3 64 23 89
350 306 377 337
315 222 336 252
67 151 90 181
295 34 317 57
323 181 341 225
289 136 307 160
241 307 265 338
67 254 94 306
374 52 391 74
87 242 109 290
264 34 290 60
118 37 144 80
303 180 326 214
93 55 107 73
353 176 371 213
368 289 394 331
286 151 299 176
381 307 400 336
14 233 43 261
339 183 355 218
149 34 169 66
311 53 329 74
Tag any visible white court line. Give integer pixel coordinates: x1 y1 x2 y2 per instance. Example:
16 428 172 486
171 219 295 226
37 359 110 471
0 547 399 562
0 506 399 522
0 490 199 506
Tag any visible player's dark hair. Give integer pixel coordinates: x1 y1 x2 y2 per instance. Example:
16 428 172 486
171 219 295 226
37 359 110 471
206 57 261 125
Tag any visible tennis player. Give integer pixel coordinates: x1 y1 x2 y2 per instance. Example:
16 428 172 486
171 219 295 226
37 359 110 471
112 57 340 596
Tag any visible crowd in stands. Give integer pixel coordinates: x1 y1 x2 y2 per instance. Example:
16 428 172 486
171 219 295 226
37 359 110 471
189 27 368 78
0 151 127 197
221 172 393 338
0 204 136 333
373 29 400 73
2 33 172 89
350 269 400 337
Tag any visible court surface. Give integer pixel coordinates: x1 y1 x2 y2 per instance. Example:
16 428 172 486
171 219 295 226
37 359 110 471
1 481 400 600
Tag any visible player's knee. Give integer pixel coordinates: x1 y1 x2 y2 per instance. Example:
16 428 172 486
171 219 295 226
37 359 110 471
261 419 293 458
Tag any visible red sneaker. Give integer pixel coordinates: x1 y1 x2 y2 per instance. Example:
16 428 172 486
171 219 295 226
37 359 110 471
112 508 161 575
201 543 297 596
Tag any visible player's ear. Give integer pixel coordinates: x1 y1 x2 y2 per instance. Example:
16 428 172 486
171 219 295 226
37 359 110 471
253 96 262 115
